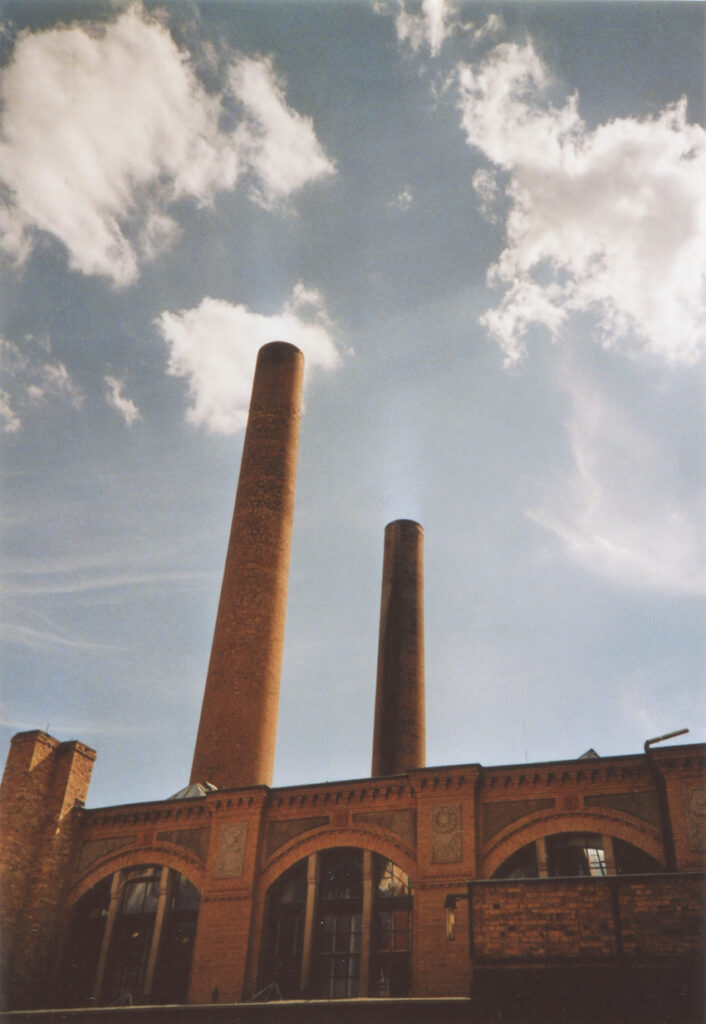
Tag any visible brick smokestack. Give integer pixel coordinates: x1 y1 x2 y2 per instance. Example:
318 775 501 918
191 341 304 790
371 520 426 776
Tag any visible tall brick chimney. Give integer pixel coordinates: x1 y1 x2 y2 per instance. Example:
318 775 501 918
190 341 304 790
371 519 426 776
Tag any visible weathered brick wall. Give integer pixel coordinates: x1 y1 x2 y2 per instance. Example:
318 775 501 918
619 873 705 958
470 874 705 966
472 878 615 963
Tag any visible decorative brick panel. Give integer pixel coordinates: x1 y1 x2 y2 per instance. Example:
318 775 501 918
430 805 462 864
483 798 555 840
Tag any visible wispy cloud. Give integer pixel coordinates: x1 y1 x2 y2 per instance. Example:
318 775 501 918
528 365 706 595
0 7 334 286
156 283 344 434
2 568 217 598
27 361 83 409
104 375 140 426
455 40 706 365
0 336 82 428
394 0 455 57
0 388 20 433
382 2 500 57
0 621 124 653
389 186 414 211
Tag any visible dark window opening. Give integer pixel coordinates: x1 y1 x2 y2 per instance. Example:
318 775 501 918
371 856 412 997
313 849 364 998
152 875 201 1004
60 875 112 1007
613 837 663 874
547 833 607 877
493 833 665 880
314 910 362 998
493 843 539 879
259 859 307 1000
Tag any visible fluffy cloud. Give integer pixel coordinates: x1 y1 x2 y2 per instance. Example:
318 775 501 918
230 57 336 209
104 376 141 427
156 284 343 434
456 42 706 365
528 367 706 595
0 7 334 286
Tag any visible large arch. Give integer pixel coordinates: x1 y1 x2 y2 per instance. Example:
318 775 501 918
259 825 417 892
59 860 202 1008
68 847 206 908
481 810 665 879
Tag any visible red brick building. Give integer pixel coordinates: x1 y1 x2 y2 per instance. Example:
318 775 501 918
1 343 704 1020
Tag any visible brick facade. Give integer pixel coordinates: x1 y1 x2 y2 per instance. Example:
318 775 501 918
1 740 702 1010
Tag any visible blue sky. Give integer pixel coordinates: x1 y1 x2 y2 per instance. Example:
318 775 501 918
1 0 704 809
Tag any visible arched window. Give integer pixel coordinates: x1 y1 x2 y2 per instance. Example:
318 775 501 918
60 866 200 1007
259 848 413 1000
493 832 663 879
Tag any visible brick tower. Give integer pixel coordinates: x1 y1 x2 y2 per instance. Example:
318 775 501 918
190 341 304 790
371 519 426 776
0 730 95 1008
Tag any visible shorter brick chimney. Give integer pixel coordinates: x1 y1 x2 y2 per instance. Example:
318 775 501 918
371 520 426 777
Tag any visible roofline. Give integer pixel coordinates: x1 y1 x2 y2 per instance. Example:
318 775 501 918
81 741 704 816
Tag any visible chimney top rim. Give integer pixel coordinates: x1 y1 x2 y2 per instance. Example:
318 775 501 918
258 340 304 361
385 519 423 532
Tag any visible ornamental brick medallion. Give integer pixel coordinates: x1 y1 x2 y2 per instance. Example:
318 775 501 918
216 822 248 877
685 786 706 851
431 803 462 863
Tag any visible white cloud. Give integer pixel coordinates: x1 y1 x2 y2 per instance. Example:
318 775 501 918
0 7 334 286
528 368 706 595
472 168 500 222
394 0 455 56
104 375 141 426
156 284 343 434
456 41 706 365
27 361 83 409
0 389 20 433
470 13 503 44
390 186 414 211
1 336 83 424
388 2 499 57
230 57 335 210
